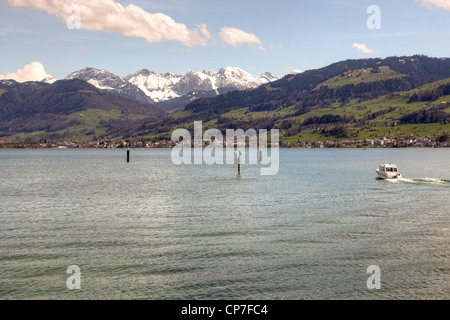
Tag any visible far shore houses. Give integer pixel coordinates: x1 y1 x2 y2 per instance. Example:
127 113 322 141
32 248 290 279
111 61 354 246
1 133 449 149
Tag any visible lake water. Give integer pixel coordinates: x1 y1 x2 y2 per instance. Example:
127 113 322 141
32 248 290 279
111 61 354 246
0 148 449 300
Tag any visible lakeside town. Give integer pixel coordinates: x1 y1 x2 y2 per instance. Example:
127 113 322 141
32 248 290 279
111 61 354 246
1 134 449 149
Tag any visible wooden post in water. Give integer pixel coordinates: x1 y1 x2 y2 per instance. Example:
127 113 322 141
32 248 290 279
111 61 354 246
259 150 263 163
235 151 242 175
127 149 130 163
238 156 241 175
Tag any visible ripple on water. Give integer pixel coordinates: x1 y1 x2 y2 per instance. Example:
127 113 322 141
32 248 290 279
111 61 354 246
0 149 449 299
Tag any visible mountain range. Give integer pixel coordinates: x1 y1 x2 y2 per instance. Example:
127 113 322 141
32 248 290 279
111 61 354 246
1 55 449 143
61 66 280 112
66 68 154 105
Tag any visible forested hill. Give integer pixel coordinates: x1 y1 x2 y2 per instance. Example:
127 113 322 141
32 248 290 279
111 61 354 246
0 79 163 139
1 55 450 143
129 55 450 144
185 55 450 114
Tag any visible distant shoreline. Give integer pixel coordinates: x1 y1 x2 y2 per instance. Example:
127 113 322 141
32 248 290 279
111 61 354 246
0 146 449 149
1 140 449 149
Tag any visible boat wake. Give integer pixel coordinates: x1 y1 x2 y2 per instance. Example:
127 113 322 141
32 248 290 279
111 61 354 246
385 177 450 186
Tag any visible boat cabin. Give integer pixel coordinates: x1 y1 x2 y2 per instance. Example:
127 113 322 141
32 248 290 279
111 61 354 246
379 164 398 173
377 163 401 180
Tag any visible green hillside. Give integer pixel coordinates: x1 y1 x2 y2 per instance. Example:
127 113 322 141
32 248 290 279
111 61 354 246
138 77 450 143
0 79 162 143
5 76 448 144
1 56 449 145
317 66 406 89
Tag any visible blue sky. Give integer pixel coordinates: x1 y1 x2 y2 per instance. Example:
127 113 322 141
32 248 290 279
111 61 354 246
1 0 450 80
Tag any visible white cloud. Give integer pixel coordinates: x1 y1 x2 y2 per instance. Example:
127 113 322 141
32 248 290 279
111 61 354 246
7 0 211 47
220 27 264 51
0 62 53 82
417 0 450 11
352 43 374 54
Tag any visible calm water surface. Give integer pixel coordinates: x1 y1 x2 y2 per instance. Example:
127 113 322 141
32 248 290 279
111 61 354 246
0 148 449 300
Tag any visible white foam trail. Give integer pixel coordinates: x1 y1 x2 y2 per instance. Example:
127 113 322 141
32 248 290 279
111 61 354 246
393 177 450 185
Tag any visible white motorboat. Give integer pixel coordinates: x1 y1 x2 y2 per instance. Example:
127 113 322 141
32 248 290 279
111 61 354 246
376 164 402 180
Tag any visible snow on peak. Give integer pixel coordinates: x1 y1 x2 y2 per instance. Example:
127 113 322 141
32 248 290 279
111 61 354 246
41 75 58 84
61 66 279 104
66 67 129 90
65 67 152 105
289 70 303 75
124 67 279 102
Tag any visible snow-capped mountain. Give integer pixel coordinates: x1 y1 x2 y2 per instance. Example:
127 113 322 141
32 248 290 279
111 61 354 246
41 75 59 84
123 70 182 102
125 67 280 103
59 66 279 112
66 68 153 105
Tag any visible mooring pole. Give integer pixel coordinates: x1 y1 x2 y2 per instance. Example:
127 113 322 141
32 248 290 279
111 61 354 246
127 149 130 163
238 156 241 175
235 150 242 175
